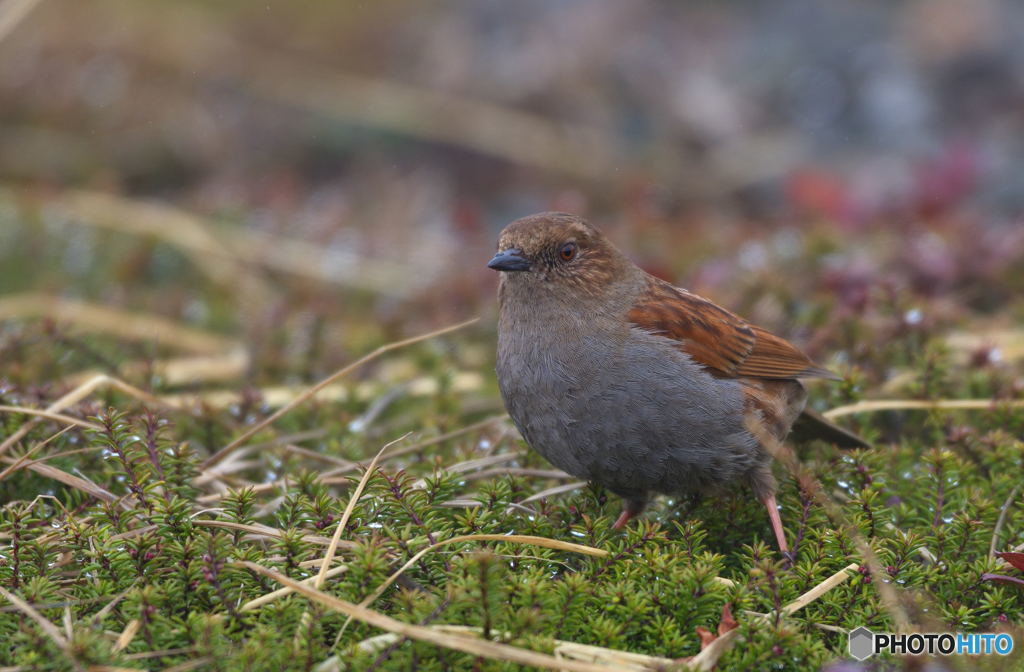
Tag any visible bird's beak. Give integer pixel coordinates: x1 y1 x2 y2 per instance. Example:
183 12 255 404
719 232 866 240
487 249 531 272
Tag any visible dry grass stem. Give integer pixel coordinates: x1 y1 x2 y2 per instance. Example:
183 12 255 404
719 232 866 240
945 328 1024 364
159 372 483 411
824 398 1024 419
240 565 349 613
295 436 411 652
281 444 355 468
516 481 589 506
0 426 73 483
315 433 410 589
121 648 196 661
201 317 478 469
781 563 860 615
460 467 571 482
238 561 630 672
46 190 264 294
684 563 858 671
0 293 237 354
351 626 676 671
38 189 417 298
112 618 141 652
90 581 139 626
191 519 340 549
0 291 248 388
554 639 676 671
64 349 250 388
409 450 526 488
362 414 509 466
0 373 182 457
0 585 70 651
340 533 610 639
990 484 1021 560
739 612 847 634
158 658 214 672
1 455 118 503
0 406 102 431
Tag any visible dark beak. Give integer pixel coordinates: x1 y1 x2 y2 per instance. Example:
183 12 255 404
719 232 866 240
487 249 531 272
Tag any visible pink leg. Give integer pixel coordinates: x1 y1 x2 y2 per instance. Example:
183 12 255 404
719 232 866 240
762 494 789 554
612 509 633 530
612 498 647 530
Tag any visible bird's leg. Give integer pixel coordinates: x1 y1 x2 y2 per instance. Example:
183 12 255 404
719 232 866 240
761 494 789 554
612 498 647 529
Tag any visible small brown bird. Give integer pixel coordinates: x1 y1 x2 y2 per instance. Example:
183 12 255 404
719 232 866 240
488 212 866 553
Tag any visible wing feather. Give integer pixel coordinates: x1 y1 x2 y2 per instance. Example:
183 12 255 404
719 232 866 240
627 278 838 381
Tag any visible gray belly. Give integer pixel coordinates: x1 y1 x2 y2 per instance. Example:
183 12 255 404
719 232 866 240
496 330 764 498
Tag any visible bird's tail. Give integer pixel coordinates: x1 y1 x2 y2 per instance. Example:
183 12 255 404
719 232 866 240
791 407 871 449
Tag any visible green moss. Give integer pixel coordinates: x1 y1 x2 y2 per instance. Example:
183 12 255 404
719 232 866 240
2 210 1023 671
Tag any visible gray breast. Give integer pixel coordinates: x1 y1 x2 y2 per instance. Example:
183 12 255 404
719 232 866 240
496 326 763 499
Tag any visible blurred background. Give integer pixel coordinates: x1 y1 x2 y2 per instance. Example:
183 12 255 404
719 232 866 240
2 0 1024 393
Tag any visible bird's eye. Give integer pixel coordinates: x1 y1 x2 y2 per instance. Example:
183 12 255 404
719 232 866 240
558 242 577 261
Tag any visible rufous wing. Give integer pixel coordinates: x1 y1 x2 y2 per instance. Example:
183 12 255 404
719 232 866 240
626 278 839 381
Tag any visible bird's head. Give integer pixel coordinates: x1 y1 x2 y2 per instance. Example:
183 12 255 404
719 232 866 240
488 212 629 298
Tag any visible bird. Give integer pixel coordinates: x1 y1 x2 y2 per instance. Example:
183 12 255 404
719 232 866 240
487 212 867 554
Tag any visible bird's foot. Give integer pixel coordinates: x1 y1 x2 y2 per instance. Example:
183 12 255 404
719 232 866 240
611 498 648 530
761 494 789 553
